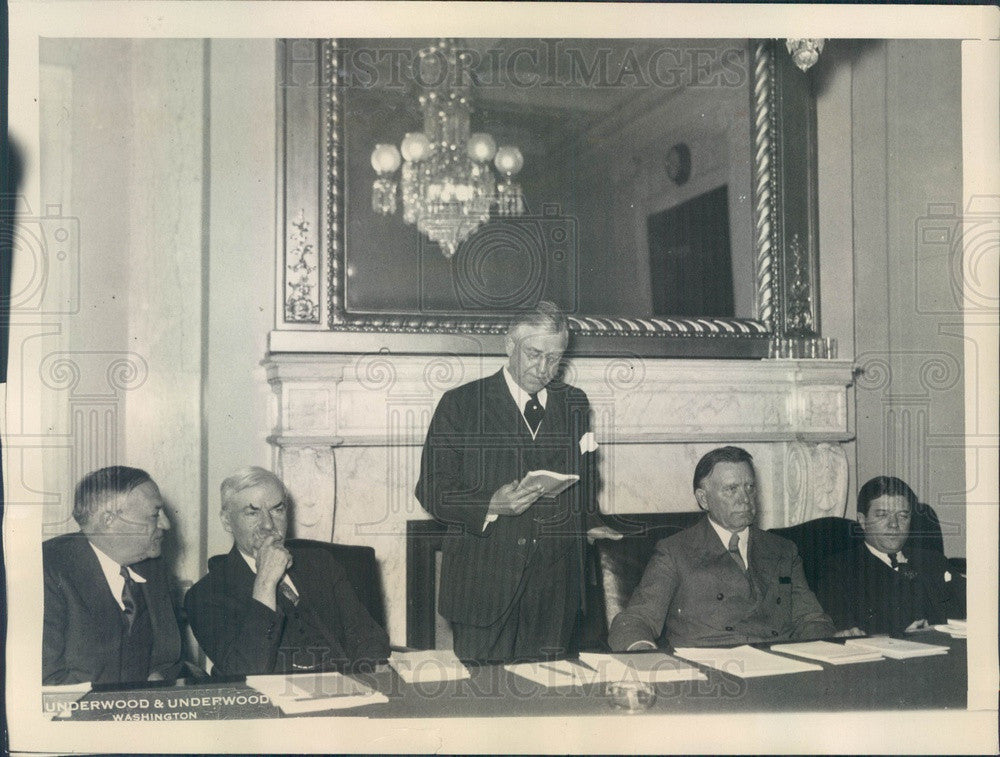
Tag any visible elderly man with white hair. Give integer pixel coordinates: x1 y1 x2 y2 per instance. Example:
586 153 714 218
185 466 389 675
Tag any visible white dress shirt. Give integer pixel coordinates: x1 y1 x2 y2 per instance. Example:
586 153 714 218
707 518 750 567
89 541 146 611
502 366 547 439
865 543 907 570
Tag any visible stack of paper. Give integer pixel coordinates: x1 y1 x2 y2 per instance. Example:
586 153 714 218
246 671 387 714
673 645 822 678
389 649 471 684
504 659 603 687
42 681 91 720
934 619 967 638
845 636 949 659
769 640 884 665
577 651 707 682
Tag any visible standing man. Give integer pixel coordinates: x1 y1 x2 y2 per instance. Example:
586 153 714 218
608 446 835 650
185 466 389 675
817 476 966 636
43 466 182 684
416 302 612 662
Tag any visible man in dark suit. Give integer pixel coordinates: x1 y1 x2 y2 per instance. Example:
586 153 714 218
185 466 389 675
817 476 965 636
43 466 182 684
608 446 835 651
415 302 615 663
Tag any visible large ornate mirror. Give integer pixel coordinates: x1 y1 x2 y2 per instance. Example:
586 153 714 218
277 38 822 358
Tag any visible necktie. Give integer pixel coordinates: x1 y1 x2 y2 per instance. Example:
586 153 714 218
888 552 901 570
119 565 137 631
279 580 300 606
728 532 747 572
524 393 545 434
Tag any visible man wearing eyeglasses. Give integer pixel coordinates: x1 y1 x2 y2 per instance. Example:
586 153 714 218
42 466 182 684
817 476 966 636
416 302 617 663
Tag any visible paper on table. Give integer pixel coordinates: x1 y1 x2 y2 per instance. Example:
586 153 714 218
934 619 967 638
504 659 606 687
844 636 949 659
389 649 471 683
246 671 387 714
42 681 92 720
673 645 823 678
577 651 707 682
769 640 884 665
518 470 579 497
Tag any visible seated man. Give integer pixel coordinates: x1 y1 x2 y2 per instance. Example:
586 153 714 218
185 466 389 675
608 446 835 651
817 476 966 636
43 466 182 684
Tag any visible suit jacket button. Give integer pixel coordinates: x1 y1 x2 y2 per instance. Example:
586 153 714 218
725 626 734 632
517 538 526 546
776 597 781 604
717 593 724 600
772 630 779 636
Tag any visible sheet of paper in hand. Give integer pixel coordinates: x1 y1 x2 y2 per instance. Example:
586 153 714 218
519 470 580 497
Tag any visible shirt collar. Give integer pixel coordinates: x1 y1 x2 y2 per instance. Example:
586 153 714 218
865 543 907 568
88 540 145 611
707 517 749 552
89 540 146 584
502 366 547 409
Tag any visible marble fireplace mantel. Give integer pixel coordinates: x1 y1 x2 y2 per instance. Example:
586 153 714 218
264 349 855 642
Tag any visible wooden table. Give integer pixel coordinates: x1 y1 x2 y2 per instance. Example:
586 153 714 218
49 632 966 721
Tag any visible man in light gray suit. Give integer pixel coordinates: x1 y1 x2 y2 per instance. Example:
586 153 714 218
608 446 835 651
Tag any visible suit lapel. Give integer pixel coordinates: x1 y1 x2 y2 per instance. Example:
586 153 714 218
71 537 126 623
483 370 527 439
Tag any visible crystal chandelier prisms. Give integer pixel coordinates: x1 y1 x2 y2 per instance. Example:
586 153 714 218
370 39 525 258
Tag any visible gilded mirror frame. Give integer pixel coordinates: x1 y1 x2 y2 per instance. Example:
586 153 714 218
276 38 821 358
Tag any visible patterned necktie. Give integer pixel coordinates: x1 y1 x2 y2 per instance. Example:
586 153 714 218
728 532 747 572
119 565 137 630
279 580 300 606
524 393 545 434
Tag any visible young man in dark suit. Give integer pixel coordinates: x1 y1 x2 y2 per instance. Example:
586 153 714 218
608 446 836 651
43 466 182 684
185 466 389 675
415 302 618 663
817 476 965 636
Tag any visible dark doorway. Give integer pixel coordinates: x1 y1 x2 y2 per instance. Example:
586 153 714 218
647 185 733 318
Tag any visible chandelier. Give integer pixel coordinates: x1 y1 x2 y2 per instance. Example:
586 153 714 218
785 38 826 72
369 39 526 258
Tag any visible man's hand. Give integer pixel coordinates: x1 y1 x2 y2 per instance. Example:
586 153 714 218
833 626 865 638
904 618 930 633
252 534 293 610
487 479 545 517
587 525 624 544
